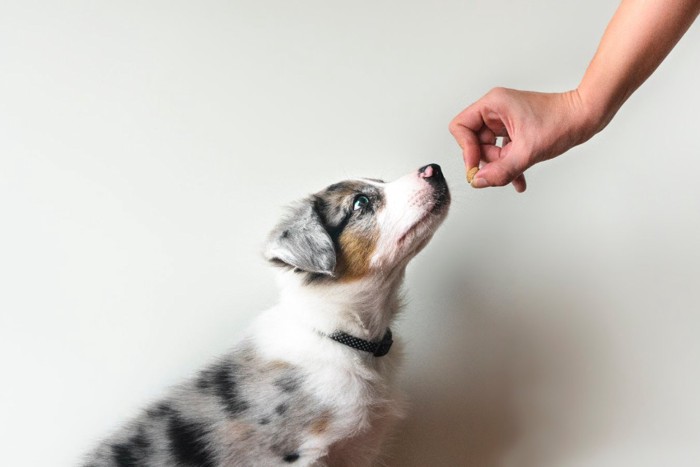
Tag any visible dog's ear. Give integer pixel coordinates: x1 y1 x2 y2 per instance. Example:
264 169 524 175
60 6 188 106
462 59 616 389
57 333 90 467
264 198 336 276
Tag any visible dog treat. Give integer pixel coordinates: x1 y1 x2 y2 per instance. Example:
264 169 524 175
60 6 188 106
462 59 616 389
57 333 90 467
467 166 479 183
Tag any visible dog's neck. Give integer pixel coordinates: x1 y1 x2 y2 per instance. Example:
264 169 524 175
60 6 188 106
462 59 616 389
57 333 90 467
277 268 406 341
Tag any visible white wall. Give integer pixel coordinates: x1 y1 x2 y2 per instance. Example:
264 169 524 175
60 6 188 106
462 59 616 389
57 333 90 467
1 1 699 466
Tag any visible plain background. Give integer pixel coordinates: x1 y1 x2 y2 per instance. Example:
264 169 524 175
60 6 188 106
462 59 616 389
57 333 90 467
1 1 699 466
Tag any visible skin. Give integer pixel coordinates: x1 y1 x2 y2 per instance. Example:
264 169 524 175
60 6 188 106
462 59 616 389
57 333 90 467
449 0 700 193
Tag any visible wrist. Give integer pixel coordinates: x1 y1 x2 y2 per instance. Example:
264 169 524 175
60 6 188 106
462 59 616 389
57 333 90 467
573 84 622 140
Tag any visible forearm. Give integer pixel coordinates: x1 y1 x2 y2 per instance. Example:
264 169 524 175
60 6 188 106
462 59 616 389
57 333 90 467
577 0 700 134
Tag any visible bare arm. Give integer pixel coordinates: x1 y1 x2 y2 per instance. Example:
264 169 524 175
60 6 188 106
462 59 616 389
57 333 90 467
449 0 700 192
580 0 700 132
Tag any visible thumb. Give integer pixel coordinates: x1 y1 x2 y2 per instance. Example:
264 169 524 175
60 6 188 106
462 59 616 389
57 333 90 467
471 142 528 188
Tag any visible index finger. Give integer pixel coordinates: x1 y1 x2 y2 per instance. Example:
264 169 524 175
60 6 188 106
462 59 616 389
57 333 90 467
449 105 487 173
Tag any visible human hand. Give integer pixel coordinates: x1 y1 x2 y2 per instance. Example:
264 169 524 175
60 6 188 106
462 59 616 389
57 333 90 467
449 88 595 192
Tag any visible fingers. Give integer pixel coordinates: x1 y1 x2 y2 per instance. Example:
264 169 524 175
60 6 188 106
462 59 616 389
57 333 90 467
449 104 489 173
465 147 529 192
478 127 497 145
471 161 519 188
512 174 527 193
463 138 484 178
471 142 528 191
450 90 528 192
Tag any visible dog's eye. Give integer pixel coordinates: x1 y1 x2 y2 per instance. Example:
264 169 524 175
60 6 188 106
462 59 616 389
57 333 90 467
353 195 370 211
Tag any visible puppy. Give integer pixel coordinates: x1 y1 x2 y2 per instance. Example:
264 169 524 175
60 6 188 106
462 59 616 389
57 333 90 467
83 163 450 467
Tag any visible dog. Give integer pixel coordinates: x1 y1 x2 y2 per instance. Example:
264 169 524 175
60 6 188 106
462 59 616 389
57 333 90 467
83 163 450 467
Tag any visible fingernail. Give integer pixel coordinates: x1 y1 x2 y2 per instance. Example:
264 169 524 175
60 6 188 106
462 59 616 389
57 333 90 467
471 178 489 189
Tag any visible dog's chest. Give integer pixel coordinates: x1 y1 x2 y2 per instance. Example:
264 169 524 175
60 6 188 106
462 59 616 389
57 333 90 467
309 357 395 426
254 332 400 436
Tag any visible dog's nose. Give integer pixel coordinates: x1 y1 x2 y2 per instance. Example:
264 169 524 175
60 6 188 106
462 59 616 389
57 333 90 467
418 163 444 183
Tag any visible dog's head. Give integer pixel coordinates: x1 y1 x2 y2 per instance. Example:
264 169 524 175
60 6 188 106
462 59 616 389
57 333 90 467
265 164 450 282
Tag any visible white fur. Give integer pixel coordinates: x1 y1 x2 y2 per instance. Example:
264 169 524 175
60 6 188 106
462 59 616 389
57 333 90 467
249 272 407 465
84 165 448 467
244 168 448 464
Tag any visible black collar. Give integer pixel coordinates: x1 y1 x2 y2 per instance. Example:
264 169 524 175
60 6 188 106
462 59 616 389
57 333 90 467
326 328 393 357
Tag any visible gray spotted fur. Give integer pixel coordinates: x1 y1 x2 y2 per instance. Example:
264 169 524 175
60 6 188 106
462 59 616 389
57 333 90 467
265 181 384 277
85 179 402 467
83 341 330 466
265 200 336 276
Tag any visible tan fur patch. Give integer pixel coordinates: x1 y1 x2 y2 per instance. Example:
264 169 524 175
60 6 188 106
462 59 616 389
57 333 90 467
337 225 378 281
262 359 293 372
225 420 256 441
309 410 333 435
313 180 384 281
